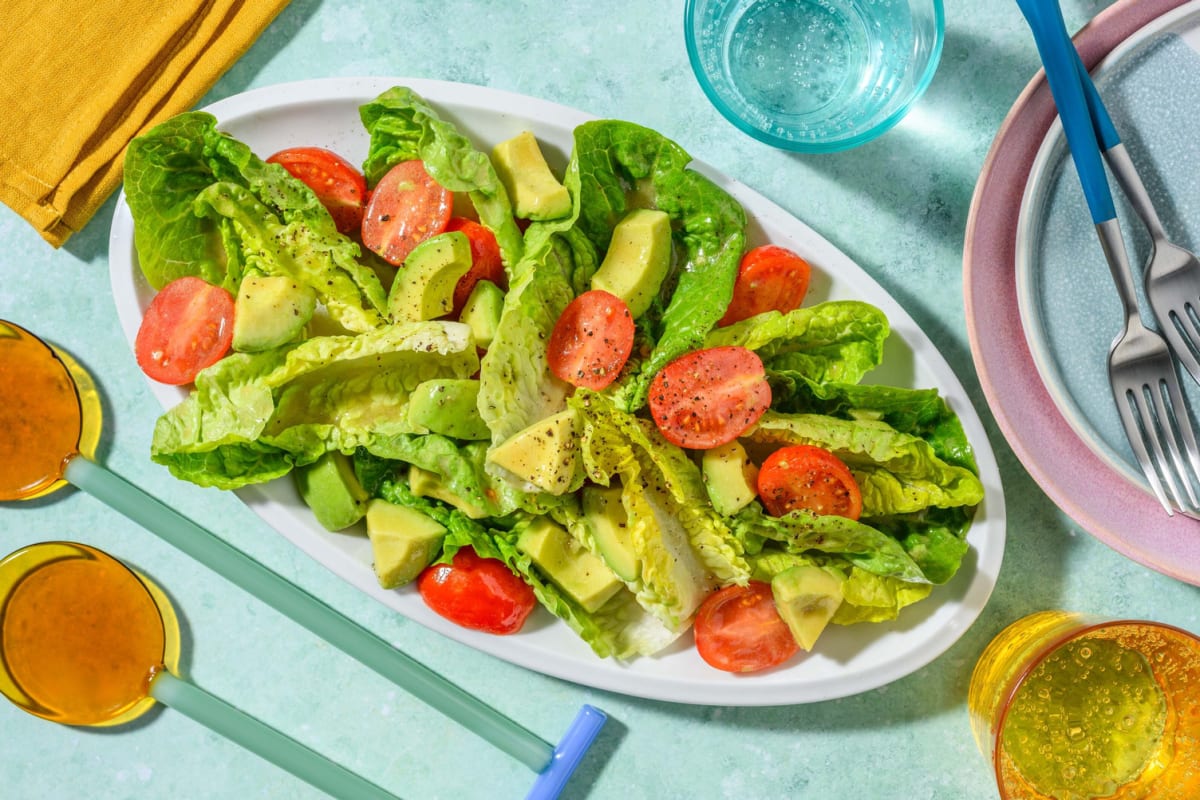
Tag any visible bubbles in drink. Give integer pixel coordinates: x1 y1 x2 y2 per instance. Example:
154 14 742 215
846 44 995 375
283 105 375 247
715 0 916 139
1001 636 1167 798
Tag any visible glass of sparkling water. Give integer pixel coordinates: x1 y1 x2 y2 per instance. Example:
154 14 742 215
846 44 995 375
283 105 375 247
684 0 944 152
968 611 1200 799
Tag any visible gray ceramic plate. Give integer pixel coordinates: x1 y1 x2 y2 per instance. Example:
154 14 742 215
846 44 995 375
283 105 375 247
965 0 1200 587
1017 1 1200 500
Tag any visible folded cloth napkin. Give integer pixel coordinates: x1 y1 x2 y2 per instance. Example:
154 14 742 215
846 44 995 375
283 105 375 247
0 0 289 247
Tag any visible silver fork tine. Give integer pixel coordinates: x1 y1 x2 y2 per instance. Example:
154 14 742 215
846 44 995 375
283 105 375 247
1166 306 1200 375
1146 378 1200 510
1119 385 1179 513
1160 372 1200 496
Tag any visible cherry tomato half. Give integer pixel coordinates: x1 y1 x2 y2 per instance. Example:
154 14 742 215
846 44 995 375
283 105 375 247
547 290 635 391
417 548 536 635
267 146 368 235
361 160 453 266
647 346 771 449
718 245 812 326
446 217 506 317
134 276 235 386
757 444 863 520
694 581 799 673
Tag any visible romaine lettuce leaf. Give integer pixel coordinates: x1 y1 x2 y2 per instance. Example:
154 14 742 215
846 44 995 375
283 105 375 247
832 568 934 624
151 321 478 489
746 411 984 515
730 504 929 583
744 540 934 625
572 391 749 629
705 301 890 385
359 86 524 271
570 120 747 411
123 112 387 332
364 434 561 518
478 231 580 446
376 477 679 658
766 378 979 473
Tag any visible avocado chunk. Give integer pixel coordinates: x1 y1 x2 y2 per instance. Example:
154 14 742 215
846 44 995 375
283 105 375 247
388 231 473 322
364 499 446 589
492 130 571 221
771 565 845 651
702 440 760 516
517 517 622 612
232 274 317 352
459 279 504 349
590 209 672 319
407 465 488 519
487 408 580 495
294 450 369 531
407 378 489 440
581 485 639 582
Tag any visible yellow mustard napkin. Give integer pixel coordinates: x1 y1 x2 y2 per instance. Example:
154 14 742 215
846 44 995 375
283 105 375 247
0 0 289 247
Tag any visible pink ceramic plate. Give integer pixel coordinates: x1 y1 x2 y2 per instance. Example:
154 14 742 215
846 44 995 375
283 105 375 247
964 0 1200 586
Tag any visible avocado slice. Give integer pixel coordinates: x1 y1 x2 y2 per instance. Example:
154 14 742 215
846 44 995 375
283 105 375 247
590 208 672 319
459 279 504 349
407 378 490 440
364 499 446 589
232 274 317 352
388 231 473 322
581 485 639 582
517 517 622 612
294 450 369 531
487 408 580 495
701 440 760 516
407 465 488 519
491 130 571 221
771 565 845 651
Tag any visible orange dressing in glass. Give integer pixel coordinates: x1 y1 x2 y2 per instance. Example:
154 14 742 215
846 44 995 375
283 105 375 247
1 551 166 726
0 323 83 501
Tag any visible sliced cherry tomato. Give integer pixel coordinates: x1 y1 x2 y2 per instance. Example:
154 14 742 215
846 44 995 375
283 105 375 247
266 147 367 235
134 276 234 386
694 581 799 673
757 444 863 520
361 160 453 265
718 245 812 326
417 548 536 635
547 290 635 390
647 346 770 449
446 217 506 316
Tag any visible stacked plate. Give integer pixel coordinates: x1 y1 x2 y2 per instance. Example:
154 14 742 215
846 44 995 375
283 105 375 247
966 0 1200 585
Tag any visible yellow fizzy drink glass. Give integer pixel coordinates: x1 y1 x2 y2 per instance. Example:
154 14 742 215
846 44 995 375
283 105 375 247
968 611 1200 799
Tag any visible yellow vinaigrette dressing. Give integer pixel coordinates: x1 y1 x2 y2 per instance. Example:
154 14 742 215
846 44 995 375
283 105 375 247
0 324 83 500
0 321 101 502
0 545 175 726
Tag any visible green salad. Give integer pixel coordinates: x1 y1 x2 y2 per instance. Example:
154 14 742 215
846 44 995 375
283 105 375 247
123 85 985 672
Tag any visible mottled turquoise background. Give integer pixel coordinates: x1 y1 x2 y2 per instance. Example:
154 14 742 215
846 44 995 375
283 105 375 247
2 1 1198 798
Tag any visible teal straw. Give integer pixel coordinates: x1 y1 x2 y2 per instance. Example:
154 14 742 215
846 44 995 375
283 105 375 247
149 671 398 799
63 455 556 772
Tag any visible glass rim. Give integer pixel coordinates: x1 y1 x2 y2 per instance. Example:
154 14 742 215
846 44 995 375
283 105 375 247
989 617 1200 795
682 0 947 153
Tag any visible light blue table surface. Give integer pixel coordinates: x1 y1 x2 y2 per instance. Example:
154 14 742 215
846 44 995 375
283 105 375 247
3 1 1199 798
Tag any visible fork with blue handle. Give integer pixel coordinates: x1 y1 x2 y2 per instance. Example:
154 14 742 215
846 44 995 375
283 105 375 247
1014 0 1200 516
